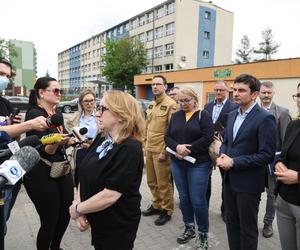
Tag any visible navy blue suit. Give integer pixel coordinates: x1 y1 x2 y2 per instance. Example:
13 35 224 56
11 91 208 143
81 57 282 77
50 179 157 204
221 103 276 250
204 99 238 212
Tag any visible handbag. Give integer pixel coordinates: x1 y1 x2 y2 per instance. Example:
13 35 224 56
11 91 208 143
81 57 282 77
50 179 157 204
40 146 71 178
198 110 223 166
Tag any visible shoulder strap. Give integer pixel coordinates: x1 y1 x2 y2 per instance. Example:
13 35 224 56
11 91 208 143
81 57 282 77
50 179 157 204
198 109 202 122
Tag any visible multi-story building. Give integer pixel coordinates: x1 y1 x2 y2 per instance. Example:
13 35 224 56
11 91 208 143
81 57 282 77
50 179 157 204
58 0 233 96
9 39 37 95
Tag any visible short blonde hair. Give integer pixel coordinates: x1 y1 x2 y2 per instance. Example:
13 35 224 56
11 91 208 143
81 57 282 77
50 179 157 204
78 89 96 112
103 90 145 144
179 87 199 106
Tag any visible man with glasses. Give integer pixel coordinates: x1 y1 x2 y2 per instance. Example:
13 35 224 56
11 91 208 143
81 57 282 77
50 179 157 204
168 86 180 104
142 75 177 226
204 80 237 221
259 81 290 238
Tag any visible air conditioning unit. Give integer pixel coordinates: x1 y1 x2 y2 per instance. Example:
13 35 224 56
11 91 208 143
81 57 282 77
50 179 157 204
181 56 186 61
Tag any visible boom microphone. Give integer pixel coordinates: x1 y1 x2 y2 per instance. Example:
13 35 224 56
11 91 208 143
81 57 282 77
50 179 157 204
46 113 63 128
0 146 40 188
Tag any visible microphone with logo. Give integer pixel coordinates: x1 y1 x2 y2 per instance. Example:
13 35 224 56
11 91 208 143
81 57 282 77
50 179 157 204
46 113 64 128
0 146 40 189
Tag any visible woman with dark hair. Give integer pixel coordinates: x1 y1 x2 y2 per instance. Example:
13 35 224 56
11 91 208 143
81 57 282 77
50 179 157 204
24 77 74 250
69 90 145 250
274 83 300 250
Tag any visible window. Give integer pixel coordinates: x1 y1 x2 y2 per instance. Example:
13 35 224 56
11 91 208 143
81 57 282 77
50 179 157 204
139 33 145 43
166 2 175 15
146 48 153 59
154 65 162 72
165 43 174 56
146 66 152 73
147 12 153 23
156 6 164 19
204 31 210 39
139 16 146 26
147 30 153 41
203 50 209 59
165 22 175 36
125 23 130 31
204 11 211 20
155 26 163 39
207 93 215 103
165 64 173 71
154 46 163 58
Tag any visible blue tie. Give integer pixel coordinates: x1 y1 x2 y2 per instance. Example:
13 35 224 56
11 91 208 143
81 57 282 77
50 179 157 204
96 136 114 159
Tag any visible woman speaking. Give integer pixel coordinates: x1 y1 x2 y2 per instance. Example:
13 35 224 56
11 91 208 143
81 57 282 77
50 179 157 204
69 91 145 250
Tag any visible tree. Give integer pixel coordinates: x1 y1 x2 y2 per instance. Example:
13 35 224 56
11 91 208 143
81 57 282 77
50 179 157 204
235 35 254 63
0 38 18 61
102 37 147 93
254 27 280 60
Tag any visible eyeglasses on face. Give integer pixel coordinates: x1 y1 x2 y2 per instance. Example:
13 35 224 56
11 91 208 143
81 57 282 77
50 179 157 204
45 88 63 96
96 105 109 113
82 99 95 104
151 83 164 87
178 98 192 104
292 93 300 101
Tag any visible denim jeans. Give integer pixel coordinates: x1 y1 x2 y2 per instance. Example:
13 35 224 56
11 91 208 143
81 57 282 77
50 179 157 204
171 160 210 233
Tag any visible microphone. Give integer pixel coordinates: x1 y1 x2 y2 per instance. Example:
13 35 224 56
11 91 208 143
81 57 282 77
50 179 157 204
0 131 11 144
71 127 88 141
0 146 40 189
40 133 63 145
0 135 41 161
46 113 63 128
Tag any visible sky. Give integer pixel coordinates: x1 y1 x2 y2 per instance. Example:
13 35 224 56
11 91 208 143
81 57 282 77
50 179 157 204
1 0 299 79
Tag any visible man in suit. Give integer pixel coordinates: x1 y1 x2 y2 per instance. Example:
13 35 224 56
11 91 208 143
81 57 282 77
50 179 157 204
216 74 276 250
204 80 238 220
259 81 291 238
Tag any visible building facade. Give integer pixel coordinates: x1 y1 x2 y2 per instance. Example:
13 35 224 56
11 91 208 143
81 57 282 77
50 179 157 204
58 0 233 96
10 39 37 95
134 57 300 115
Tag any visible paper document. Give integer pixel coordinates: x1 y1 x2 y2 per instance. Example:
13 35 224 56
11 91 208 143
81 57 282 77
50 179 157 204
166 147 196 164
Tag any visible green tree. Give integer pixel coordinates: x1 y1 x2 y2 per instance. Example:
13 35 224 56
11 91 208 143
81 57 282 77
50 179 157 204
0 38 18 61
254 28 280 60
235 35 254 63
102 37 147 93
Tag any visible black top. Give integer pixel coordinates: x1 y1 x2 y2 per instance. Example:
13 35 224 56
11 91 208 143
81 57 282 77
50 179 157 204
0 96 13 117
25 107 66 163
165 109 214 166
278 120 300 206
79 134 144 245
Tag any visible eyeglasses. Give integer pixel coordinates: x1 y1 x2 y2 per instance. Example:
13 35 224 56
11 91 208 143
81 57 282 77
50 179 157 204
96 105 109 113
292 93 300 101
178 98 192 104
82 99 95 104
45 88 63 96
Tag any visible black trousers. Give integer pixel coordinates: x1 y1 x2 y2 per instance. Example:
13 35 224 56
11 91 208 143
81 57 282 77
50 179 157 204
23 164 74 250
224 182 261 250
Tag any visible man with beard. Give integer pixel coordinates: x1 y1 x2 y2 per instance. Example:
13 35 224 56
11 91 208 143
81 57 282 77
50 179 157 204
259 81 291 238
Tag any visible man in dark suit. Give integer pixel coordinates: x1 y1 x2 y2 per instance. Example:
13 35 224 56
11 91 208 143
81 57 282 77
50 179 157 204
259 81 291 238
204 80 237 220
216 74 276 250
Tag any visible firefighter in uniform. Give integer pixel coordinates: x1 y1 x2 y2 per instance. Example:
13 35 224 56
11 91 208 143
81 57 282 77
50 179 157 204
142 75 177 226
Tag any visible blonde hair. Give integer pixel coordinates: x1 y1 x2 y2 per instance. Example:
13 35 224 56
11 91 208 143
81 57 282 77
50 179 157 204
103 90 145 144
78 89 96 112
179 87 199 106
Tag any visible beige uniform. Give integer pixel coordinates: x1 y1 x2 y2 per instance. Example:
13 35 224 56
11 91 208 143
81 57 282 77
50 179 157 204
145 94 177 215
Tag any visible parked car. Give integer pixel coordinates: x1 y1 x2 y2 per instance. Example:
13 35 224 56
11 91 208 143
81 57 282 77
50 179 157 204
56 98 101 113
3 96 29 112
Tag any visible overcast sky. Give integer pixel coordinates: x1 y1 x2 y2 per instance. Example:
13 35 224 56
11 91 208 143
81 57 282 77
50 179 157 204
1 0 299 78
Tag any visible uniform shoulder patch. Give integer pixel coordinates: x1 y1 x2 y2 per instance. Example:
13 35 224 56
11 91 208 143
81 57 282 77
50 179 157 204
160 105 167 111
172 106 177 111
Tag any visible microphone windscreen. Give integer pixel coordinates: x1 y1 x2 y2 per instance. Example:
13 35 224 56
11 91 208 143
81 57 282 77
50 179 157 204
18 135 41 148
10 146 40 173
79 127 88 135
40 133 63 145
47 113 63 127
0 131 11 143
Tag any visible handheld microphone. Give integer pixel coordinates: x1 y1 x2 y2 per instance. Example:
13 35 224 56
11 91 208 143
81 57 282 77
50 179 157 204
46 113 63 128
72 127 88 141
40 133 63 145
0 146 40 188
0 135 41 161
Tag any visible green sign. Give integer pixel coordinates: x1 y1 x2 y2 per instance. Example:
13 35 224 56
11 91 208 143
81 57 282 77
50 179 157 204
214 68 231 78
